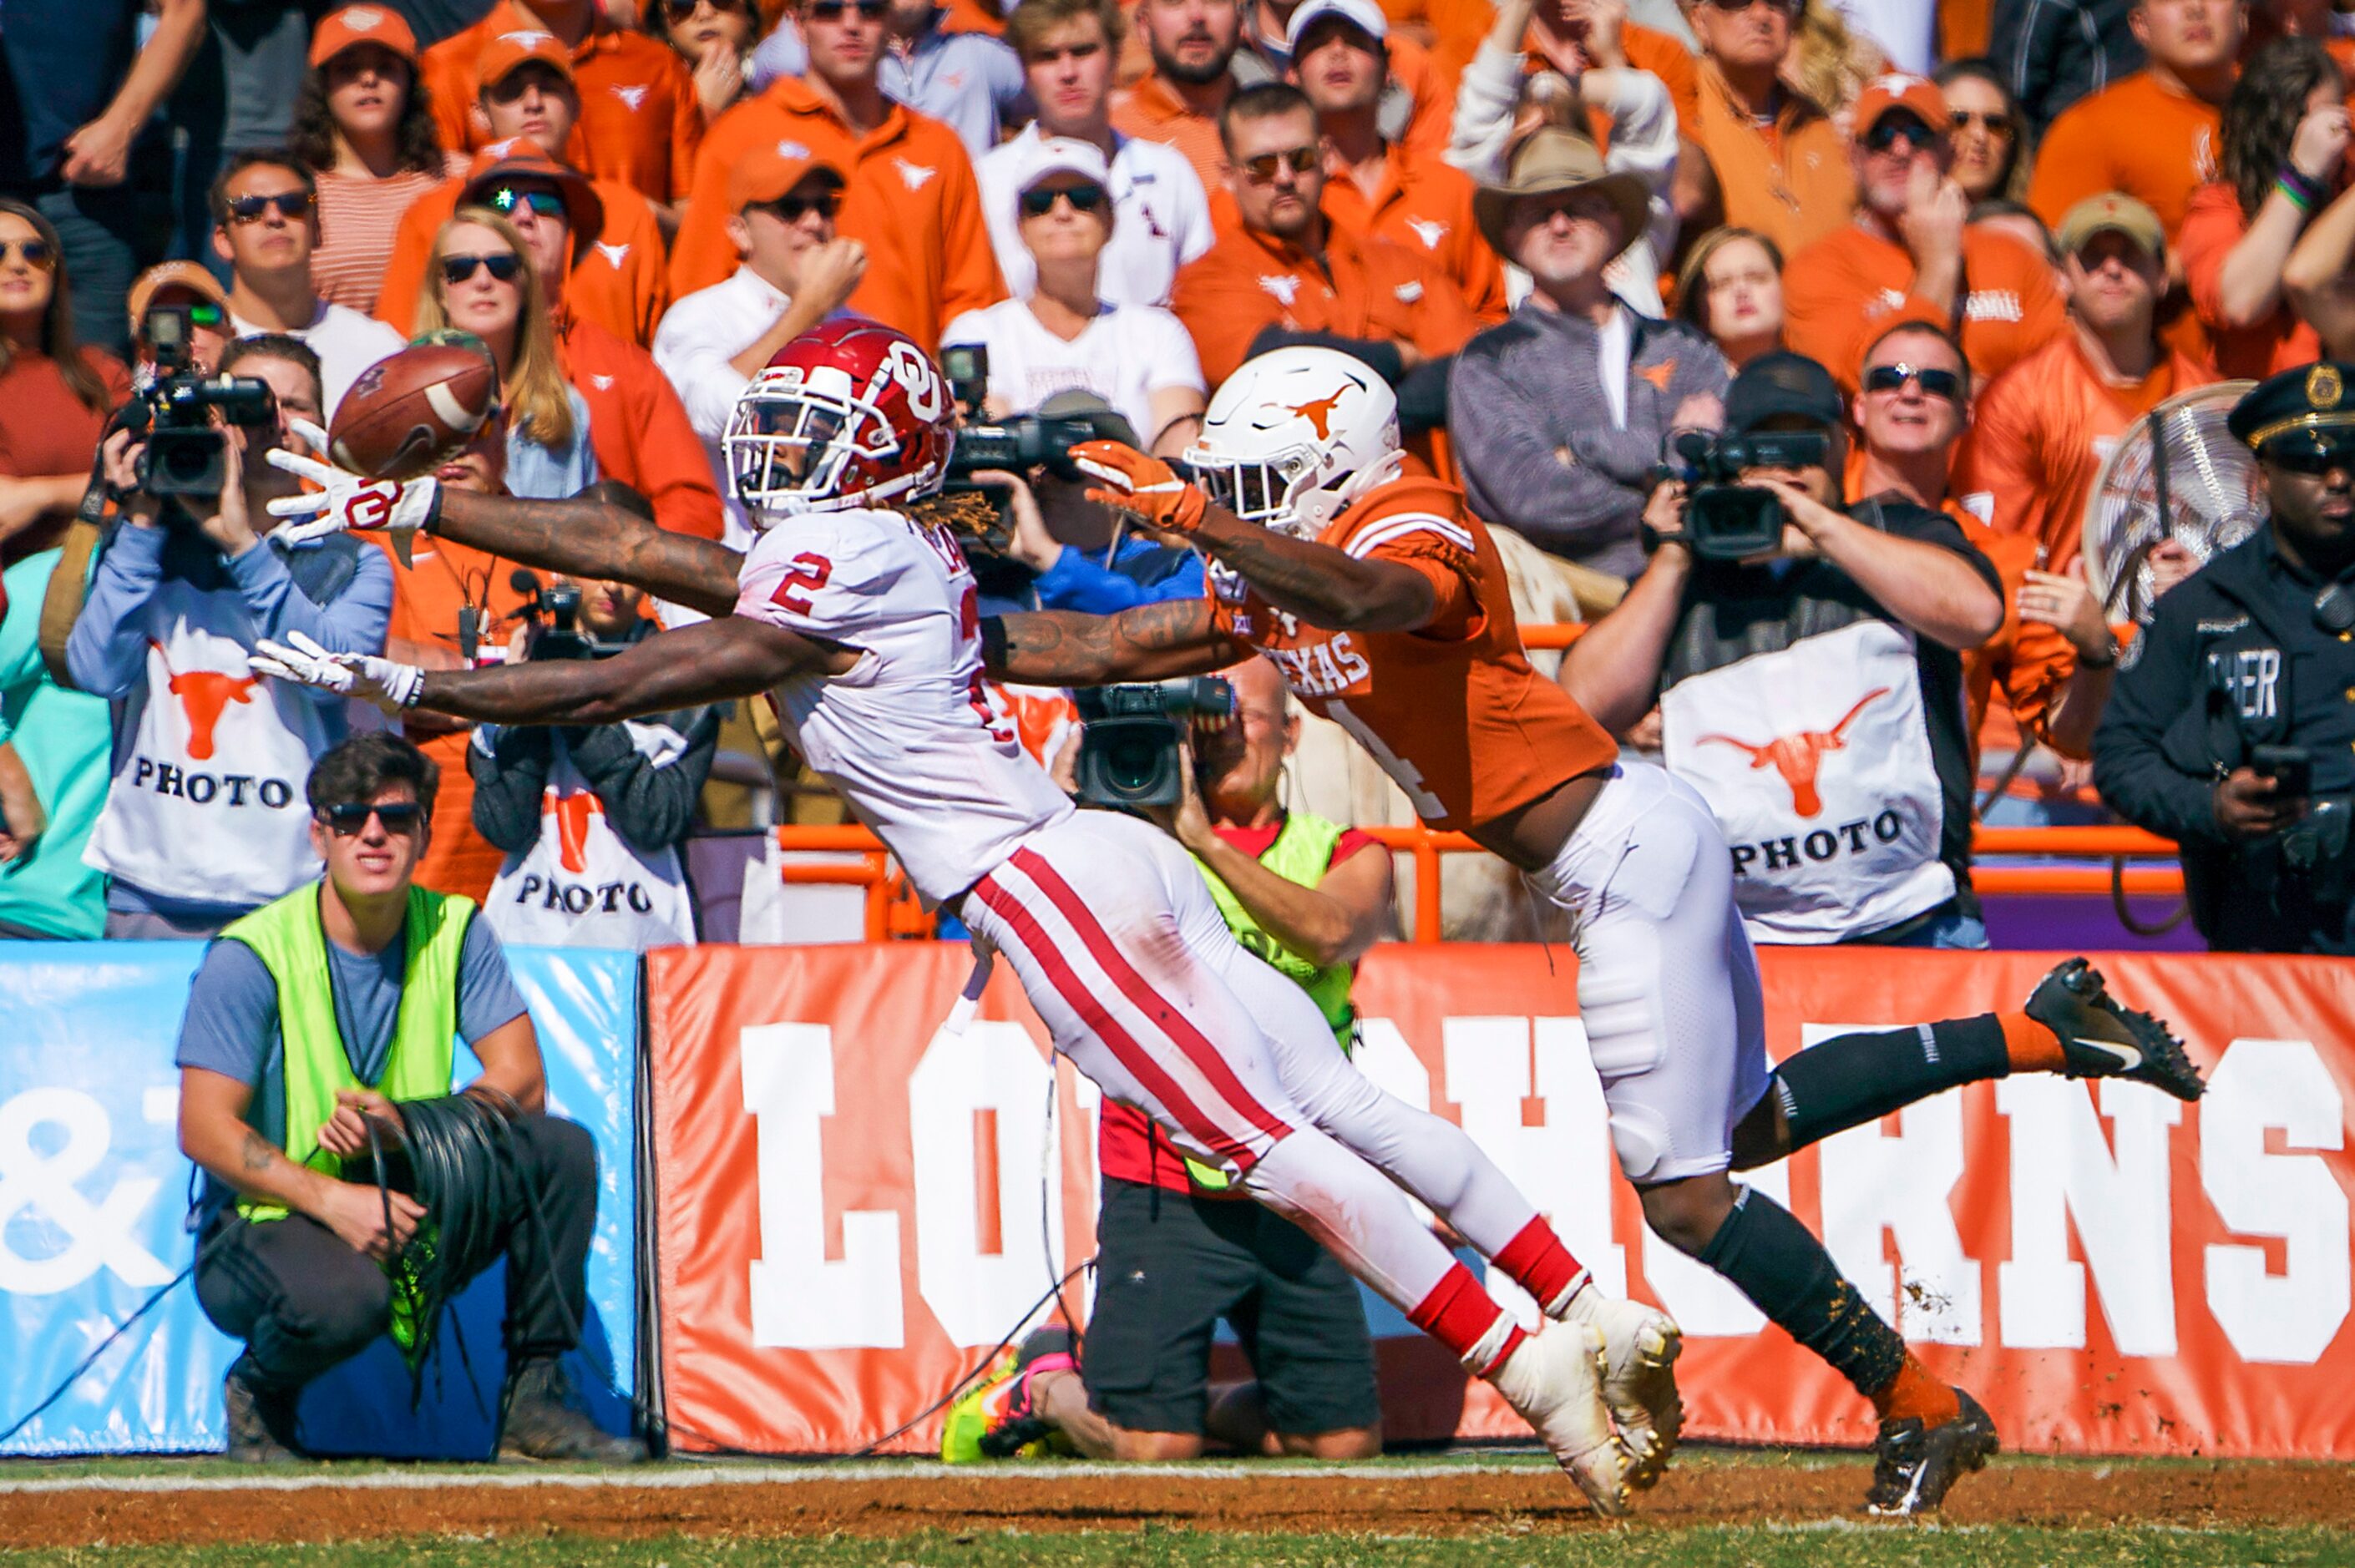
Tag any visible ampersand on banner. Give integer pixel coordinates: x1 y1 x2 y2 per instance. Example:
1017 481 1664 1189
0 1089 173 1296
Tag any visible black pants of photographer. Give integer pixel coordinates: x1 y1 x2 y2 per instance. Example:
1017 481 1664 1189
193 1114 597 1394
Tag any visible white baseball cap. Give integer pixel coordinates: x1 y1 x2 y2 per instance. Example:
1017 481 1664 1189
1286 0 1387 53
1007 135 1113 219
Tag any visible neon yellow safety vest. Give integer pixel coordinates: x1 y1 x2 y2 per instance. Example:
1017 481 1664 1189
222 883 474 1225
1182 811 1360 1192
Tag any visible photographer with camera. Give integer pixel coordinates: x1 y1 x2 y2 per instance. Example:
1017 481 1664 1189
468 499 720 950
951 656 1395 1464
2094 361 2355 954
66 335 393 939
1557 350 2006 948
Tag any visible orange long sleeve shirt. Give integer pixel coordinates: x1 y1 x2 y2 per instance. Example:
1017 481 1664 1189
1690 59 1855 261
1318 141 1509 323
2027 70 2223 241
420 3 702 205
2179 180 2322 380
1784 221 2067 392
668 77 1002 349
555 315 725 541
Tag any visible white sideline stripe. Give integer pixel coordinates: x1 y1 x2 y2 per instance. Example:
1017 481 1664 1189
0 1459 1549 1497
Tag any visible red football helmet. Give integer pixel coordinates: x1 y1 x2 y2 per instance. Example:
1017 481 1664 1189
722 318 956 521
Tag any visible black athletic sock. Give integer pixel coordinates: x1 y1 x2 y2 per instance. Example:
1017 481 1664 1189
1770 1015 2010 1153
1695 1187 1906 1402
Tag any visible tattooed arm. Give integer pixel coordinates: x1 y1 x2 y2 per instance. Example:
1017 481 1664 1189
1183 506 1436 634
415 615 838 726
985 599 1250 685
432 489 744 618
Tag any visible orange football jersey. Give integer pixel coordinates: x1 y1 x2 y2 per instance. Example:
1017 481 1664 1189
1208 476 1618 831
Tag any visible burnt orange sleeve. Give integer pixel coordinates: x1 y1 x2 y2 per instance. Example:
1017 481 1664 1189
1389 40 1456 164
932 142 1007 331
2179 182 2246 327
420 40 479 159
669 103 767 300
2003 609 2082 756
372 192 453 339
1365 533 1481 640
668 56 705 205
1623 25 1700 134
1171 250 1282 387
625 368 726 539
2025 98 2118 230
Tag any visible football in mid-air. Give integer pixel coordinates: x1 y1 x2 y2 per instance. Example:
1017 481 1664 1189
327 345 498 481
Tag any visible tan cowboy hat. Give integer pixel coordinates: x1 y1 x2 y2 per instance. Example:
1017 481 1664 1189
1472 129 1651 263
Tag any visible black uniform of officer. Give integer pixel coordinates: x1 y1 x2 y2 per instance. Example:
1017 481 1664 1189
2094 362 2355 953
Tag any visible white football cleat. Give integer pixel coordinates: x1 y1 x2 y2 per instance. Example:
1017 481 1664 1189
1488 1322 1634 1516
1557 1287 1684 1488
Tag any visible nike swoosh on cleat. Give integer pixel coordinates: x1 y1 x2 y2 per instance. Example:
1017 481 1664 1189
2074 1036 2144 1071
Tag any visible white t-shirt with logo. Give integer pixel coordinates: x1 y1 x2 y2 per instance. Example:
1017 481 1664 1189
940 299 1204 447
233 301 406 420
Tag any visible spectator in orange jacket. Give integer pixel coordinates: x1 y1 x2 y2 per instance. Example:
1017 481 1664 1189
1112 0 1248 193
2027 0 2241 243
1957 194 2217 575
1292 0 1508 321
377 129 671 347
1687 0 1855 258
1171 83 1474 398
2180 38 2343 377
421 0 702 215
1785 74 2066 393
667 0 1004 346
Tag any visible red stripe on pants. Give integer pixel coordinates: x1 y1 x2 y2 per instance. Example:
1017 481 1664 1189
973 873 1262 1169
1010 847 1293 1149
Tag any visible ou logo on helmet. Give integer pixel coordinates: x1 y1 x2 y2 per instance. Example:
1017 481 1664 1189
886 341 946 422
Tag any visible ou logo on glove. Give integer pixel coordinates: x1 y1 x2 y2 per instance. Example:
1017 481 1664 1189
344 486 395 530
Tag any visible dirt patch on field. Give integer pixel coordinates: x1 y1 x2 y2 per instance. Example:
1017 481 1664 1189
1 1459 2350 1550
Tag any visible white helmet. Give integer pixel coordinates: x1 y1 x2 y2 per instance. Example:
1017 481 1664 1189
1183 346 1403 538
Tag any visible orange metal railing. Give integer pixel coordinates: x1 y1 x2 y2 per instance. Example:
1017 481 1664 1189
772 821 2187 943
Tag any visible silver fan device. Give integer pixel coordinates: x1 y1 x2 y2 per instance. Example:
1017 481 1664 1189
2081 380 2266 625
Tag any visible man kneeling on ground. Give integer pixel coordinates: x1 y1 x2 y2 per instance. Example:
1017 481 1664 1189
175 731 640 1464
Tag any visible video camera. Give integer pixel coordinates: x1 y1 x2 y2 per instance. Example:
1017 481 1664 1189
939 345 1098 486
1073 678 1236 808
1667 429 1831 561
509 569 624 661
123 304 276 498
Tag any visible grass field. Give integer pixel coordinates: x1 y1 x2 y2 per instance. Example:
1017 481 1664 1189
3 1448 2349 1565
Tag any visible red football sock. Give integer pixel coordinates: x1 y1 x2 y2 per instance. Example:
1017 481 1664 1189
1409 1262 1527 1377
1494 1216 1588 1313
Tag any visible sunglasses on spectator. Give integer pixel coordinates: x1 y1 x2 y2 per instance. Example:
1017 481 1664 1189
316 802 425 836
665 0 750 15
1240 146 1319 182
1948 109 2012 134
1699 0 1800 13
1020 182 1109 216
1862 362 1963 401
807 0 888 20
227 190 314 223
1862 115 1941 154
441 251 524 285
488 185 567 220
752 189 842 221
0 237 54 270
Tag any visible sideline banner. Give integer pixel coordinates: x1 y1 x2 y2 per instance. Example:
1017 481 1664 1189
0 942 640 1457
646 944 2355 1459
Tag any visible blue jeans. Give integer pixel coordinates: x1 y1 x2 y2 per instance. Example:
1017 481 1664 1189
33 183 141 356
1863 904 1991 950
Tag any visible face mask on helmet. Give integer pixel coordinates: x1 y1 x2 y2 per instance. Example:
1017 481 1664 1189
1188 446 1328 538
1184 348 1405 538
722 360 942 524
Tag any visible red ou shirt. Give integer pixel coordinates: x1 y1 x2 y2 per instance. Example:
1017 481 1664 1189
1095 819 1378 1196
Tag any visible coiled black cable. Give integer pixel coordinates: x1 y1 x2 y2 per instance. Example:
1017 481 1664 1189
372 1087 533 1386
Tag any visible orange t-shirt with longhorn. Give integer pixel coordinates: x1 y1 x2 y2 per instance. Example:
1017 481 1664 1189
1171 214 1476 387
555 315 725 541
2179 180 2322 379
2028 71 2222 241
420 3 702 205
670 77 1002 348
1784 221 2068 392
1319 142 1509 323
1952 329 2218 573
1111 72 1229 197
373 169 670 347
375 531 537 903
1209 475 1618 832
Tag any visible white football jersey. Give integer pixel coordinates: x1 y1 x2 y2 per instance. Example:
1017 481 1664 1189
735 507 1073 903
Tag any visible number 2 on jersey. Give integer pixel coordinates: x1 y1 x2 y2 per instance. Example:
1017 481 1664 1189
770 552 833 615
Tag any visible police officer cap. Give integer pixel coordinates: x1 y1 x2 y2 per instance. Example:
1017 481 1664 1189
2227 362 2355 459
1724 352 1845 435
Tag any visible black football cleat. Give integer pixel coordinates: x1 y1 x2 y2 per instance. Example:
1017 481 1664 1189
1865 1387 1998 1516
2025 958 2206 1101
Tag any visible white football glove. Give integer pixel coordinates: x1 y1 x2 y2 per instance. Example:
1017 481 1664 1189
266 421 438 564
250 630 425 712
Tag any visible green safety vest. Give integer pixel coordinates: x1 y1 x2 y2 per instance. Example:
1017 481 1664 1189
222 883 473 1225
1182 811 1360 1191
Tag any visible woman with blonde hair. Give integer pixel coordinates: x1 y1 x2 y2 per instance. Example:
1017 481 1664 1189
414 207 596 500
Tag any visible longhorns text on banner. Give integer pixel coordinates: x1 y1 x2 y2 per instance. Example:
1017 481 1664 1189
1807 1023 1982 1346
741 1022 905 1348
1997 1075 2183 1358
909 1020 1064 1348
0 1089 174 1296
2199 1039 2350 1365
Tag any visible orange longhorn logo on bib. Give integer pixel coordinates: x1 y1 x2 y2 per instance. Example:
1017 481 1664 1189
545 789 605 874
1696 687 1891 817
152 640 257 761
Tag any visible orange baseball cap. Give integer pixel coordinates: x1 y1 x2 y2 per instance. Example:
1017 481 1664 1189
309 4 419 68
727 139 847 212
1853 73 1952 137
478 27 575 89
462 136 605 240
126 261 230 334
